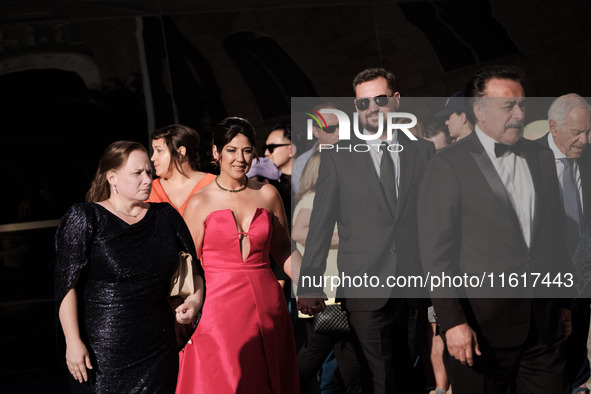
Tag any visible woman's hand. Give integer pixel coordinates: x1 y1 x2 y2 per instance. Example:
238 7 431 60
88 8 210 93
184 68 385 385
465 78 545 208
65 338 93 383
175 298 203 324
59 287 92 383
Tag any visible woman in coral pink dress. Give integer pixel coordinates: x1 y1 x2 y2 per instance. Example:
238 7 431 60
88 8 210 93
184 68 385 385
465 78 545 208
146 124 215 215
177 117 299 393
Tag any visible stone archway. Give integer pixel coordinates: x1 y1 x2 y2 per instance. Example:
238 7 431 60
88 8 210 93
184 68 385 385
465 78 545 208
0 51 101 89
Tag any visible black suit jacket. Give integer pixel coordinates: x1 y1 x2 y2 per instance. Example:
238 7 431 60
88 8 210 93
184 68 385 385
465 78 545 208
535 132 591 228
298 133 435 311
418 131 568 348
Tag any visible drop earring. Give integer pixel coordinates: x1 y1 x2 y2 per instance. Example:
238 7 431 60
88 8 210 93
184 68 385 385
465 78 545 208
113 185 118 194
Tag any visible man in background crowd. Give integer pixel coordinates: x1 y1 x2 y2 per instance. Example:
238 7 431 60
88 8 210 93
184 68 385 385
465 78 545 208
435 91 473 142
292 103 340 195
536 93 591 394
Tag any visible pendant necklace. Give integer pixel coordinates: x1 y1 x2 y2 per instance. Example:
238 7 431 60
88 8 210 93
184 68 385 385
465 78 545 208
108 200 142 218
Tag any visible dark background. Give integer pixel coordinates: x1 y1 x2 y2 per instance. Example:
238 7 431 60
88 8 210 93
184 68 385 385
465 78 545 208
0 0 590 392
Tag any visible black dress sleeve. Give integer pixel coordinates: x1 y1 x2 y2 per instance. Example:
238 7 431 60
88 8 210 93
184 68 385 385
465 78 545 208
54 203 95 310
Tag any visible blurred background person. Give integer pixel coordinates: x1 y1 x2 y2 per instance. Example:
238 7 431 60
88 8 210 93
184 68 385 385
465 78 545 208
55 141 204 393
264 121 295 211
292 103 340 195
147 124 215 215
435 91 473 142
422 120 452 151
293 152 362 394
246 156 282 184
263 121 297 326
420 119 452 393
177 117 299 394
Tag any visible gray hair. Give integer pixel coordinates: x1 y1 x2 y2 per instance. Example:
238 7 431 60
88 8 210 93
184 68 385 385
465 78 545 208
548 93 591 129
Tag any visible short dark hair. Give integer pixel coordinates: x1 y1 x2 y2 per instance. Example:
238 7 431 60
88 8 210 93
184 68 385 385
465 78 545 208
270 121 291 141
464 64 524 123
352 68 397 95
212 117 258 166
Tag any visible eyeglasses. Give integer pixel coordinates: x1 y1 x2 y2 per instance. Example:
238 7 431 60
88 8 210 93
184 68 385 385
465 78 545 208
263 143 290 153
354 95 391 111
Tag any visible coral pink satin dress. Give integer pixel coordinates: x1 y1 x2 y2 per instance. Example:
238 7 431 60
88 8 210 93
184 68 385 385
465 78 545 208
176 208 299 394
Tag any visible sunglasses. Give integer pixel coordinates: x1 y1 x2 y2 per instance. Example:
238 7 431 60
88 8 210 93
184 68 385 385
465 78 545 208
317 125 339 134
354 95 391 111
263 143 290 153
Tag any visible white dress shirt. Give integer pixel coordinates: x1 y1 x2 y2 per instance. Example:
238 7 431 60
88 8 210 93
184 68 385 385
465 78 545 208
547 133 584 215
475 126 535 247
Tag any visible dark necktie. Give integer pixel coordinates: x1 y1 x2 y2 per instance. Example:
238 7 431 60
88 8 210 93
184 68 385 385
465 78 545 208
380 141 398 216
560 158 583 258
494 141 524 157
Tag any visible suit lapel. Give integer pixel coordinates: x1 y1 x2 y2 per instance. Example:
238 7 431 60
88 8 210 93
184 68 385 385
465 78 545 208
468 133 515 217
396 133 416 221
468 133 527 246
536 132 550 149
579 146 591 226
522 140 543 249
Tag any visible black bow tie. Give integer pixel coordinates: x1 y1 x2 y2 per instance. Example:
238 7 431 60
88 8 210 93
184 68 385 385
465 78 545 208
494 142 524 158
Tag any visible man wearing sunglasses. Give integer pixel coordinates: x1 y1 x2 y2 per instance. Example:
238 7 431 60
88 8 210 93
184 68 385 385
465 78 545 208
292 103 341 195
298 67 436 393
264 121 295 179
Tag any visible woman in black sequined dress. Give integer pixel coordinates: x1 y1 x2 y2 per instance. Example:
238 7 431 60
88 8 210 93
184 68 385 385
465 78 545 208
54 141 204 393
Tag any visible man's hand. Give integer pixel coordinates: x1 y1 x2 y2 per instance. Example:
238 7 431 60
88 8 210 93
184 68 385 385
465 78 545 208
560 308 572 340
445 323 481 366
297 294 327 316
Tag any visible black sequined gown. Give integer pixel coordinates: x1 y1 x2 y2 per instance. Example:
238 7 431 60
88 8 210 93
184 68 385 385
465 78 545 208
55 202 200 393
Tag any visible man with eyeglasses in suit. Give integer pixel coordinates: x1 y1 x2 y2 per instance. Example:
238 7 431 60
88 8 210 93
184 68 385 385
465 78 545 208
298 67 435 393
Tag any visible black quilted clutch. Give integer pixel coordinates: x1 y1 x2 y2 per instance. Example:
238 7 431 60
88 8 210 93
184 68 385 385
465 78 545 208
313 303 350 334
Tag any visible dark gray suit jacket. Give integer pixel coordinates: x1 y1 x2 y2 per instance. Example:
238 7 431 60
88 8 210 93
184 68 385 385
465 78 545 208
298 133 435 311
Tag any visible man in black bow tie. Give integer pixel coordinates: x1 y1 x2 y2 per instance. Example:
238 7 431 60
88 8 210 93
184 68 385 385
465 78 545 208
418 65 571 394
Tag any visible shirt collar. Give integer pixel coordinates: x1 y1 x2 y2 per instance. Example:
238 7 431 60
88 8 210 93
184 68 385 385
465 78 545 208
362 129 398 151
547 132 567 159
474 125 499 157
